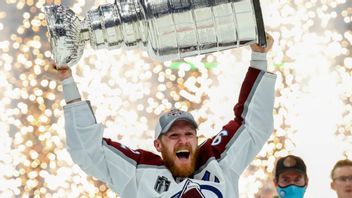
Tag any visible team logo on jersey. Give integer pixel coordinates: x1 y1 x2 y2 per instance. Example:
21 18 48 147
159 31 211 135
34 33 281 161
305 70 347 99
154 176 171 193
171 180 223 198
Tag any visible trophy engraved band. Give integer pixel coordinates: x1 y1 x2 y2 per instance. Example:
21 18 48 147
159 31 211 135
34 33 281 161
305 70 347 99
44 0 266 67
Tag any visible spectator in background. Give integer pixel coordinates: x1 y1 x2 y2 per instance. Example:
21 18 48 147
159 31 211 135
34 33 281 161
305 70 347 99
330 159 352 198
273 155 309 198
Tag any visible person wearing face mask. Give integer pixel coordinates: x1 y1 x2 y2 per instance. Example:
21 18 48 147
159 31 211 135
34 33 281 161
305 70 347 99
330 159 352 198
273 155 309 198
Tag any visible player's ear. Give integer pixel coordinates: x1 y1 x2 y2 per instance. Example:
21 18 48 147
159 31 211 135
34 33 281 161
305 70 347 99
154 139 162 152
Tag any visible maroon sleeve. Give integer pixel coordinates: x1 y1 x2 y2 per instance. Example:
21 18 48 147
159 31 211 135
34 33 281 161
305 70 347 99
103 138 164 166
196 67 263 167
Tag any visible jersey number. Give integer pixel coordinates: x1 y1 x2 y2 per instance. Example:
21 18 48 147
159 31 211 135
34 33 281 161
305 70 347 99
211 130 228 146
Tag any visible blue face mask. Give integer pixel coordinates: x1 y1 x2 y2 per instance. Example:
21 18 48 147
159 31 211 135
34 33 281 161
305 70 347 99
276 185 306 198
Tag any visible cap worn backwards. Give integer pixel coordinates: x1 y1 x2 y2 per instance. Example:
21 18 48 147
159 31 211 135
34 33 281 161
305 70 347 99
154 109 198 139
275 155 307 179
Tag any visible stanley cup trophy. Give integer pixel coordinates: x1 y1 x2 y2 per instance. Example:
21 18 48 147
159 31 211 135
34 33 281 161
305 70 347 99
44 0 267 68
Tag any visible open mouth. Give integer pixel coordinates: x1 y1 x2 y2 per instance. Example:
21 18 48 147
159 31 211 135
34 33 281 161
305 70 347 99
176 150 190 160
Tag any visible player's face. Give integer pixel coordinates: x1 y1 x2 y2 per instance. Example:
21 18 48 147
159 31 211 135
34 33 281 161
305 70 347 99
331 166 352 198
155 120 198 177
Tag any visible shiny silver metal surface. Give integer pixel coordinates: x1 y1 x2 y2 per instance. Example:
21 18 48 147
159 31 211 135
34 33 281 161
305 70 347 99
44 0 266 68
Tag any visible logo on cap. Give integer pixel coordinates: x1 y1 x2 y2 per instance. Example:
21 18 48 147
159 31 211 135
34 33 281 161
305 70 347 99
283 156 297 168
168 109 184 117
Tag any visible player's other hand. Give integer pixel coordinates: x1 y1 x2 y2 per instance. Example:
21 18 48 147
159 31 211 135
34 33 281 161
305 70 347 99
250 33 274 53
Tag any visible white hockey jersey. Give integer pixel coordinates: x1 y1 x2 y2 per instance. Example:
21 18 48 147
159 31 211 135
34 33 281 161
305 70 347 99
63 67 276 198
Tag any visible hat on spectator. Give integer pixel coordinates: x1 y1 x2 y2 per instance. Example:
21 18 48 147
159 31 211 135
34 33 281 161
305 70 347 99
275 155 307 179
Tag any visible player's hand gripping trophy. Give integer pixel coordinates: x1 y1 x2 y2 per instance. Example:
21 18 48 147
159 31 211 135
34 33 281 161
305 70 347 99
44 0 267 69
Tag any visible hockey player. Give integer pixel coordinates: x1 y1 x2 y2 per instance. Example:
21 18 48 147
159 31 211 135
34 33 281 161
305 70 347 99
53 34 275 198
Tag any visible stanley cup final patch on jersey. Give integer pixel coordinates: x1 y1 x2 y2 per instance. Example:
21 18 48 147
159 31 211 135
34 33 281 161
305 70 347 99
154 176 171 193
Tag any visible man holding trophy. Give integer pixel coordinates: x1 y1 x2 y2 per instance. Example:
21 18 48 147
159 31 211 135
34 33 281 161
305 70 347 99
47 0 276 197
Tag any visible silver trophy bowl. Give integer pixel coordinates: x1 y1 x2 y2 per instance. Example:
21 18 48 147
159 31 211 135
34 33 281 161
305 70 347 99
44 5 85 67
44 0 267 68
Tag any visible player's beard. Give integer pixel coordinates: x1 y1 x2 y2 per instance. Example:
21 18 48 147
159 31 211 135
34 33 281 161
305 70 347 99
160 142 199 178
